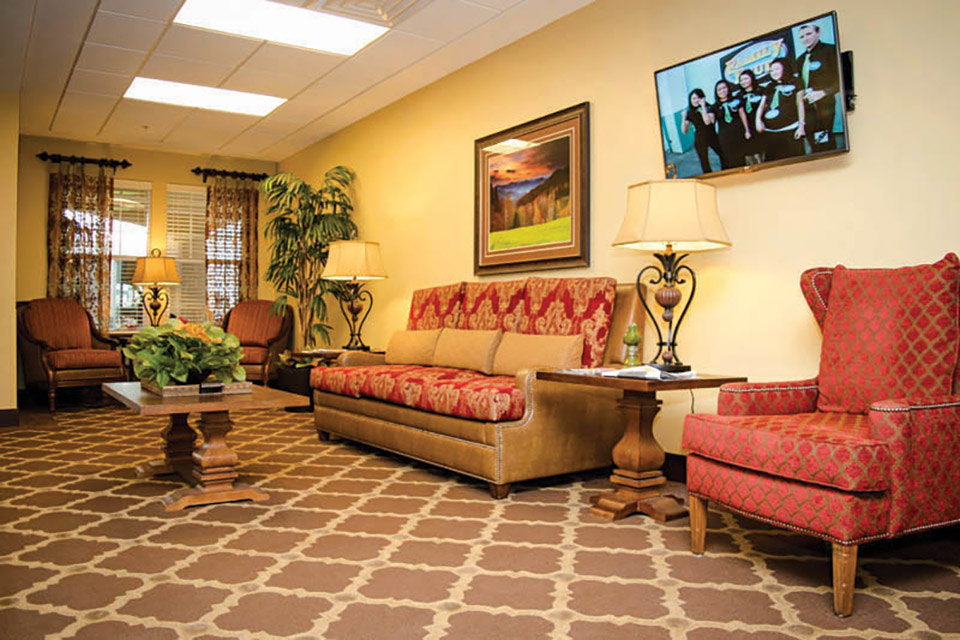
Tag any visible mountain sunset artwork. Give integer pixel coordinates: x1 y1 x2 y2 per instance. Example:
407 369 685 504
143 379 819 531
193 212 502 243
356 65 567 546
487 136 571 252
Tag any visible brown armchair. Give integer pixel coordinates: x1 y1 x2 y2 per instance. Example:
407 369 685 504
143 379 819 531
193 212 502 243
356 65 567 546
17 298 127 411
222 300 293 384
682 254 960 616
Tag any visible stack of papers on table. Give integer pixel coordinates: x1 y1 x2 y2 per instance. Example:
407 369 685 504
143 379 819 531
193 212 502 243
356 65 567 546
601 366 697 380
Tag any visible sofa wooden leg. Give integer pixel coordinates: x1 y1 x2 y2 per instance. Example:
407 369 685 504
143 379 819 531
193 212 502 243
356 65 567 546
488 483 510 499
832 542 857 617
48 388 56 412
317 430 331 442
690 494 707 555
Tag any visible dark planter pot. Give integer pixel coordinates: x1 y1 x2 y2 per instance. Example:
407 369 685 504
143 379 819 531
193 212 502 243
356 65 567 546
274 364 313 412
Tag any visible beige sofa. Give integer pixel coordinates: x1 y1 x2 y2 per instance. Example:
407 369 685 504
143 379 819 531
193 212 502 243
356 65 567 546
312 277 642 498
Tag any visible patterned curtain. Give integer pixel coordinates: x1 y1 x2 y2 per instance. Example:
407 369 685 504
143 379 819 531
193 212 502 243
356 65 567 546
205 177 259 324
46 164 114 330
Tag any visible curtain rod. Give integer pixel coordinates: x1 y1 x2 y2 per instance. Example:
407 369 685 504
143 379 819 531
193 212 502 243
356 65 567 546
37 151 132 170
191 167 269 183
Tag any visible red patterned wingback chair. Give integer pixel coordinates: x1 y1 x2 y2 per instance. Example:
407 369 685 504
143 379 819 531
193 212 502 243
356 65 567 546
222 300 293 384
17 298 127 411
682 254 960 616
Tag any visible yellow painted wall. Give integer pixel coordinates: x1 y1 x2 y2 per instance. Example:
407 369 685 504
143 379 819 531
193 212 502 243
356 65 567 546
17 135 276 302
281 0 960 452
0 94 19 412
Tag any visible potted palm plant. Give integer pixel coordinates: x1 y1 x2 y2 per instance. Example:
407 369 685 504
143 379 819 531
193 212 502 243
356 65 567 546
263 167 357 401
263 166 358 349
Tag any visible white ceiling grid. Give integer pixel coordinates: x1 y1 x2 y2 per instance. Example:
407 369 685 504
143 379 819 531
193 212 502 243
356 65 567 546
7 0 594 160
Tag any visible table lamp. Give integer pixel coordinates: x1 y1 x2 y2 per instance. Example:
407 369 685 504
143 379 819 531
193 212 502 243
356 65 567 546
612 180 730 372
132 248 181 327
322 240 387 351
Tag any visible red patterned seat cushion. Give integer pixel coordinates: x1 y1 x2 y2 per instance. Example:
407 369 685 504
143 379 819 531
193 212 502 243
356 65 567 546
687 455 890 543
683 411 889 492
47 349 122 370
22 299 93 350
518 277 616 368
240 347 268 364
407 284 465 330
312 365 524 422
457 281 526 331
226 301 287 347
817 254 960 413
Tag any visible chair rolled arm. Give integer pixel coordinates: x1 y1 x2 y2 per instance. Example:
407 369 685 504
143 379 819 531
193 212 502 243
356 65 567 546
717 378 820 416
869 394 960 533
337 351 386 367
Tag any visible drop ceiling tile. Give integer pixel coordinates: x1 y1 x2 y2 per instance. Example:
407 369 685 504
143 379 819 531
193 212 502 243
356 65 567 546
243 42 343 76
156 24 262 68
393 0 497 41
140 54 233 87
219 129 284 156
51 92 118 137
76 43 147 76
469 0 523 10
0 0 36 92
344 30 442 78
99 0 182 22
221 66 311 99
101 99 187 141
164 111 257 150
66 69 132 96
21 0 98 92
265 94 326 124
250 116 307 137
18 90 60 136
87 10 166 52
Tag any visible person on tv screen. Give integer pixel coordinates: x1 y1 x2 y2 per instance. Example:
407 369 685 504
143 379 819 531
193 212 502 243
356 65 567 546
714 80 750 169
796 22 839 151
681 88 724 174
756 58 805 161
737 70 765 165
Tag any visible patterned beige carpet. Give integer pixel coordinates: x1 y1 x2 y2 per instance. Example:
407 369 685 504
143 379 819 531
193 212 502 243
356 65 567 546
0 405 958 639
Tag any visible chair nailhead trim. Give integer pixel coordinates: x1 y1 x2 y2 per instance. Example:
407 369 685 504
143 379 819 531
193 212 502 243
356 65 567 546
871 400 960 413
723 385 818 394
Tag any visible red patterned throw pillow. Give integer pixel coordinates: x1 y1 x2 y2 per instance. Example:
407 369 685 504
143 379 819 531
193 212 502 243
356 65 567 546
817 254 960 413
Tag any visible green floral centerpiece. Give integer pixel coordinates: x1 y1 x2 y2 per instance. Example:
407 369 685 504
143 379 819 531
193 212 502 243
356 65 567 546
123 320 246 389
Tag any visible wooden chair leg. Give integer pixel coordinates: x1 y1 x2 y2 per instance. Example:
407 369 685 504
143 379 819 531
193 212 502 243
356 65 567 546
690 494 707 555
832 542 858 617
488 483 510 499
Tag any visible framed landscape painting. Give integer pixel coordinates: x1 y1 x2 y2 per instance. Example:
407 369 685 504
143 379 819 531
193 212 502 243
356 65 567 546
474 103 590 275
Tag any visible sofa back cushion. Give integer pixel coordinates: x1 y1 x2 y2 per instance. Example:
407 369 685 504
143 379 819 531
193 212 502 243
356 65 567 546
817 253 960 413
433 329 502 374
457 280 526 331
492 332 583 376
407 283 465 330
21 298 92 350
385 329 442 366
518 277 617 368
226 300 287 347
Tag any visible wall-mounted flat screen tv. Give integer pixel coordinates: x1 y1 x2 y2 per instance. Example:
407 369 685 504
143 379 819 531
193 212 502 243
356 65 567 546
655 11 849 179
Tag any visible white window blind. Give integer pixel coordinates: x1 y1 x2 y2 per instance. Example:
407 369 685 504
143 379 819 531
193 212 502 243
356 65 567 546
109 180 151 330
166 185 208 322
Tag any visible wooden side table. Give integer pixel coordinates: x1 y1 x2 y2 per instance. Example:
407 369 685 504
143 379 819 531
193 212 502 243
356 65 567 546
536 370 746 522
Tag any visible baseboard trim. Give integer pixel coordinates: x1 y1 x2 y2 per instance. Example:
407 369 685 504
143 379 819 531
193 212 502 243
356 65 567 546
664 452 687 484
0 409 19 427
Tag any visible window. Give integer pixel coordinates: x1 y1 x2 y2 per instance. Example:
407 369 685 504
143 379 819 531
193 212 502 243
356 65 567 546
109 180 151 330
166 185 208 322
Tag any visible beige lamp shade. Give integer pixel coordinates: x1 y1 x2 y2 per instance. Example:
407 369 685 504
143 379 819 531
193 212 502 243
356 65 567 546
323 240 388 280
612 180 730 252
132 249 181 286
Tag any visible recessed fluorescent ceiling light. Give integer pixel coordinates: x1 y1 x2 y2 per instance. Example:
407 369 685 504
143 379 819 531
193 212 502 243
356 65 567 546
174 0 388 56
124 77 286 116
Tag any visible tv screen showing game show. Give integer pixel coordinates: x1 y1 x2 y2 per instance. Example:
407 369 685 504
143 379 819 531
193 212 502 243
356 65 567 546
655 11 850 179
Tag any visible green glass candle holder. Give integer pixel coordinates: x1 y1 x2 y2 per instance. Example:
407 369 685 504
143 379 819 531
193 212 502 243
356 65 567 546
622 322 641 367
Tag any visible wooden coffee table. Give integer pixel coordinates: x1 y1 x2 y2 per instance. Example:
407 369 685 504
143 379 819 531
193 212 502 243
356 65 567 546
536 370 746 522
104 382 310 511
